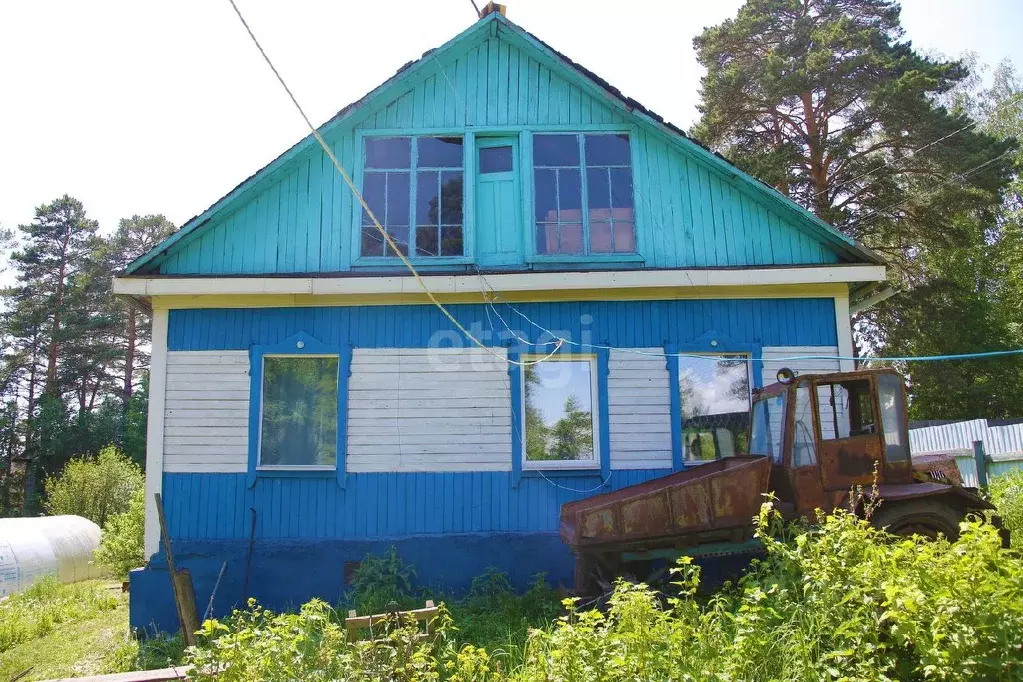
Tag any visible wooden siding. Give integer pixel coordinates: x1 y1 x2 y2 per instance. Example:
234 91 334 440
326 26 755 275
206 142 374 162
153 25 842 276
760 346 841 386
347 348 512 472
167 300 839 353
164 351 249 473
161 469 670 540
608 349 672 469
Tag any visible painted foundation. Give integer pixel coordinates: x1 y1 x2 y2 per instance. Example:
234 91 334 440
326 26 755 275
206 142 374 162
129 532 575 633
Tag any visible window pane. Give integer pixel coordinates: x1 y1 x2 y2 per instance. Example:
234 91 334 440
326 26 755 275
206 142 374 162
524 360 594 462
613 221 635 252
361 225 384 257
793 385 816 467
386 172 410 226
587 168 611 211
479 145 514 173
416 171 438 225
877 374 909 462
559 169 582 214
415 225 438 257
534 169 558 222
817 380 874 440
559 223 583 254
751 393 787 464
361 172 386 226
417 136 463 168
260 356 338 467
386 224 409 257
589 222 613 253
440 171 464 225
679 355 751 461
535 223 555 255
441 225 463 256
585 134 631 165
366 137 411 169
609 167 634 208
533 134 579 166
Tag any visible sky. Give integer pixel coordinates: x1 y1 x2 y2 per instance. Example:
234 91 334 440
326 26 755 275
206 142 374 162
1 0 1022 238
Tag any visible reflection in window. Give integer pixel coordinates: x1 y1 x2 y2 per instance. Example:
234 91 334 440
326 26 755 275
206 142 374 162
362 136 464 258
259 356 339 467
792 385 816 466
679 355 750 462
533 133 634 256
751 392 786 464
523 358 597 466
877 373 909 462
479 146 514 173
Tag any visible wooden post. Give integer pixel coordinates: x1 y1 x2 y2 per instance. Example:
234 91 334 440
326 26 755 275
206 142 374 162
155 493 199 646
973 440 989 488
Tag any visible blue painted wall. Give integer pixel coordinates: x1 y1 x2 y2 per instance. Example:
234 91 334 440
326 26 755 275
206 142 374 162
130 297 838 631
167 299 838 352
142 18 846 276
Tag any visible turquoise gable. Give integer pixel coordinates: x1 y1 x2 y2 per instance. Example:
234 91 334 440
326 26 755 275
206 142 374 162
133 13 868 277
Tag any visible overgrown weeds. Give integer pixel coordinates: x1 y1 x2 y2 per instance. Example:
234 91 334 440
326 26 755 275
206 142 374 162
991 468 1023 548
186 506 1023 681
0 577 118 654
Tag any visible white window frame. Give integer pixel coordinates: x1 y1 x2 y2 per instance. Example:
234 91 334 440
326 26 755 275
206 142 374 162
256 353 340 471
678 352 753 465
521 354 601 471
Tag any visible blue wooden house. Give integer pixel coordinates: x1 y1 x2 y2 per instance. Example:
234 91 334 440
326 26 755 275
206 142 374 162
114 7 885 631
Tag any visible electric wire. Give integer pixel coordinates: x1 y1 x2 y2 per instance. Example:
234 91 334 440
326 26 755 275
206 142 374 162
225 0 559 368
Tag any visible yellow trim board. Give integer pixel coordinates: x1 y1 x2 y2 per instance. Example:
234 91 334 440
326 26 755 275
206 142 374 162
151 283 850 310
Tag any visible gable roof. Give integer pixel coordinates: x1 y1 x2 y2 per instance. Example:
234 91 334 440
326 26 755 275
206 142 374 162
125 11 882 274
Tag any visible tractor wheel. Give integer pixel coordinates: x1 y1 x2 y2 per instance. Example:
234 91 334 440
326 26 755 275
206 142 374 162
871 499 963 541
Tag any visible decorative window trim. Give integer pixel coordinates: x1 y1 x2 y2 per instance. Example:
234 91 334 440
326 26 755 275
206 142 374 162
351 131 474 266
527 129 640 261
508 349 611 487
665 332 762 471
247 332 352 488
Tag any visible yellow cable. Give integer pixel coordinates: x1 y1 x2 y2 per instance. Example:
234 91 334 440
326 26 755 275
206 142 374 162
226 0 559 367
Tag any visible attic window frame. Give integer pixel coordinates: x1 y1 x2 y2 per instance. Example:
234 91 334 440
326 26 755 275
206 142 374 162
354 133 472 266
528 131 640 262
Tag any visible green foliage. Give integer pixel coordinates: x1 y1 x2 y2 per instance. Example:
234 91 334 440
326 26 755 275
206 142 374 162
991 468 1023 549
348 546 419 615
0 577 118 654
188 507 1023 681
94 486 146 578
103 633 186 675
44 446 143 526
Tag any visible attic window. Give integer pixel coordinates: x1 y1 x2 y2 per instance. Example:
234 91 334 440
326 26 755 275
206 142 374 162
361 136 464 259
533 133 635 256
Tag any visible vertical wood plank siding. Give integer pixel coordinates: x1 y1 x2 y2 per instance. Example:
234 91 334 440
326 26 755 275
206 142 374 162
159 299 838 541
156 29 838 275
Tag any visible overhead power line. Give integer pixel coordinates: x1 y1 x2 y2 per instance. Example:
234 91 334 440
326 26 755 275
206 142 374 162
225 0 558 368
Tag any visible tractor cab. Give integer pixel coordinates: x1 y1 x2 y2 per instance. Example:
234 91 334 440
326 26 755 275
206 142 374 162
752 368 942 517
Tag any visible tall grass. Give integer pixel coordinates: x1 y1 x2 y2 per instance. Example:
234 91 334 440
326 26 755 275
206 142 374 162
186 507 1023 682
0 577 118 653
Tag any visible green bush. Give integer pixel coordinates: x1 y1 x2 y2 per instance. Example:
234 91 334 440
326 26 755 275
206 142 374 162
94 486 146 578
991 468 1023 548
44 446 143 526
0 577 118 653
347 546 419 615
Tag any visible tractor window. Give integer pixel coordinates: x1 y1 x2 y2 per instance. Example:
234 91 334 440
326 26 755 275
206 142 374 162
750 392 786 464
792 385 817 467
815 379 875 441
877 373 910 462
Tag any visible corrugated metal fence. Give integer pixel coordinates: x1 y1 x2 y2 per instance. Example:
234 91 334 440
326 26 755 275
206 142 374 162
910 419 1023 487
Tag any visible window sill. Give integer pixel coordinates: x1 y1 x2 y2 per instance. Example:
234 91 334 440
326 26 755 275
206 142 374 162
521 467 602 478
352 256 474 268
254 467 338 479
525 253 645 265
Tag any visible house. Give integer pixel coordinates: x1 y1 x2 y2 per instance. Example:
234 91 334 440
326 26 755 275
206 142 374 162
113 6 886 631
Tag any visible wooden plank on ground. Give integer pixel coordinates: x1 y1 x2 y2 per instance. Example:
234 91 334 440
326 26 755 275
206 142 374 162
40 666 190 682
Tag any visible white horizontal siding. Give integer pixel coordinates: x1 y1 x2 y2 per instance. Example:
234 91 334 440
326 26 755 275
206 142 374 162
608 349 672 470
163 350 250 473
346 348 512 472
